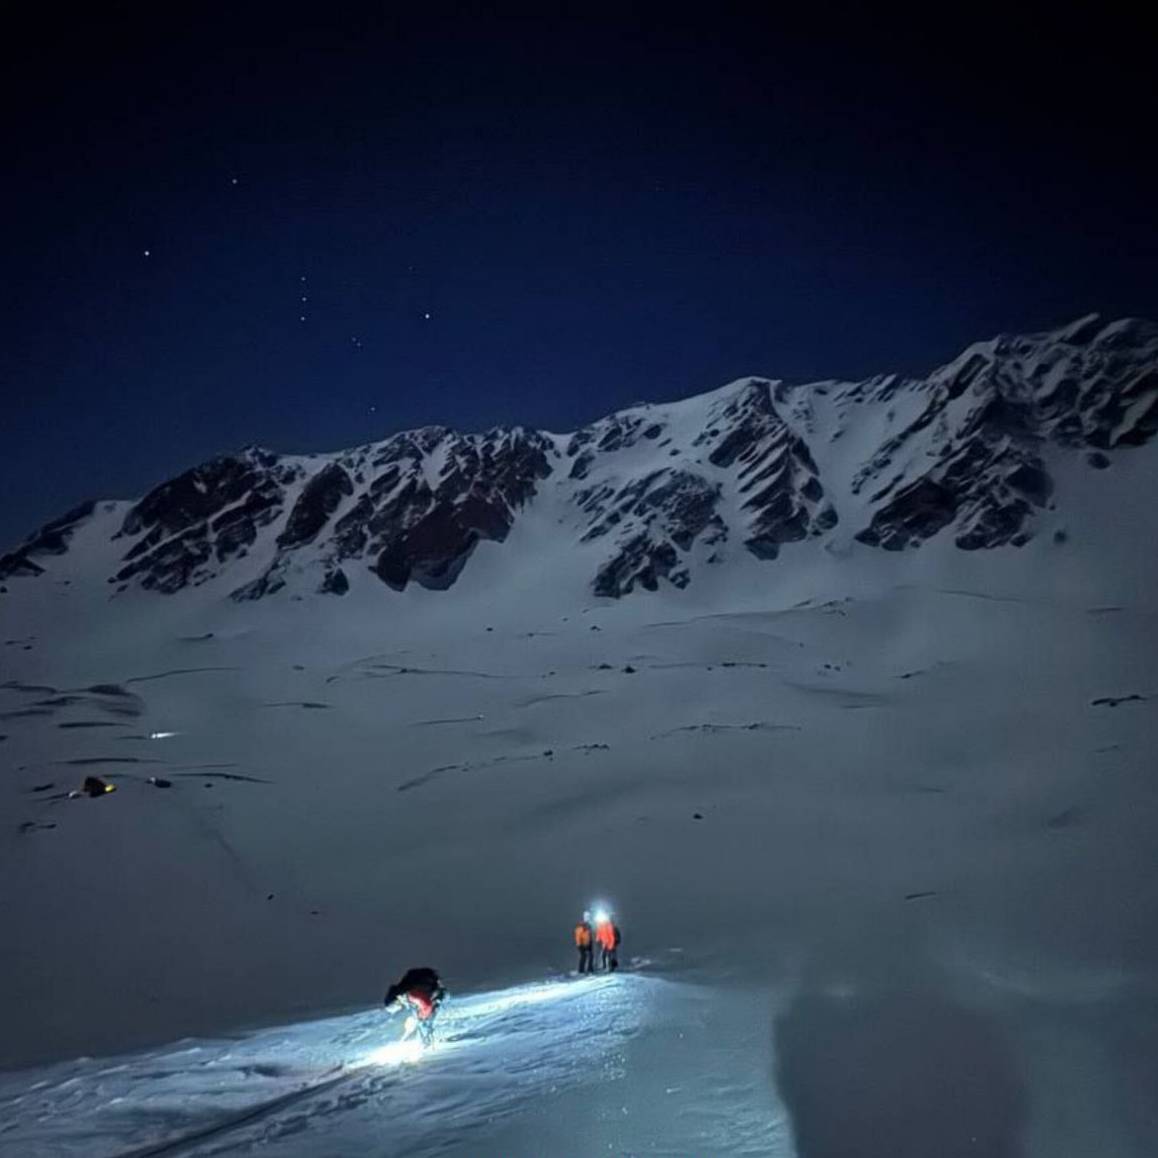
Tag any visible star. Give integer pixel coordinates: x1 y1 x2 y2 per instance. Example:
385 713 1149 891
423 312 431 320
299 315 307 322
230 177 239 186
143 249 151 257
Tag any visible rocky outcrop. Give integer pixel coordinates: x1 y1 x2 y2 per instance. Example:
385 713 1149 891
113 449 300 592
851 315 1157 551
593 534 685 597
278 464 354 549
567 381 838 595
336 427 553 592
698 381 837 560
565 411 665 480
230 426 555 598
855 395 1050 551
578 470 723 597
0 502 96 580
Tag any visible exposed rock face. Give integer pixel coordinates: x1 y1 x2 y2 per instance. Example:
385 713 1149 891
232 426 554 597
5 315 1157 599
0 502 97 580
566 411 662 480
851 315 1157 551
854 392 1051 552
564 379 841 596
111 449 300 593
352 428 553 592
278 464 353 549
697 381 837 560
580 469 724 597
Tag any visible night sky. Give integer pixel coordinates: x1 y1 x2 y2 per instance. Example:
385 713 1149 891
4 6 1155 547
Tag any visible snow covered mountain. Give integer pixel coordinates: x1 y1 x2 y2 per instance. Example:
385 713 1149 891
3 316 1158 1156
3 314 1155 602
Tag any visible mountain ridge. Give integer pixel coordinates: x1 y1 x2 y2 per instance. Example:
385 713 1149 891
3 315 1156 600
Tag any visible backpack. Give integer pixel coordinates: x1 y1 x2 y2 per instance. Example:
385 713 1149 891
574 923 592 947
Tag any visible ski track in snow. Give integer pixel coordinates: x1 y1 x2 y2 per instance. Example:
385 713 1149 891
515 689 606 708
171 770 270 783
650 721 802 739
409 715 485 727
54 756 166 766
913 586 1033 606
125 668 240 685
396 753 543 793
348 664 517 680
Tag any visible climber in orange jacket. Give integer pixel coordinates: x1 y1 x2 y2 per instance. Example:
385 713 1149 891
594 910 621 972
574 910 595 974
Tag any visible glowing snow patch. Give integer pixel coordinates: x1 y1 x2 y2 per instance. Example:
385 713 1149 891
360 1039 426 1067
467 980 577 1018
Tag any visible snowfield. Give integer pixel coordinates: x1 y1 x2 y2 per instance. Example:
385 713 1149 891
3 328 1158 1154
1 973 808 1157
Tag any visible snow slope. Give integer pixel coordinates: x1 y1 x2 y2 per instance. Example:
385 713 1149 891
0 974 802 1158
2 318 1158 1155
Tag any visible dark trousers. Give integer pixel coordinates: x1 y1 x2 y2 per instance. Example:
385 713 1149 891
578 945 594 973
600 946 618 972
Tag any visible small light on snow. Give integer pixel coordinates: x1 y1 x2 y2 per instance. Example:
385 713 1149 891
299 315 307 322
423 312 431 320
149 731 178 740
143 249 151 257
231 177 239 185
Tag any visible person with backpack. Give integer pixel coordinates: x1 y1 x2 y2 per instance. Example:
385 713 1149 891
594 910 621 972
574 910 595 974
384 966 447 1047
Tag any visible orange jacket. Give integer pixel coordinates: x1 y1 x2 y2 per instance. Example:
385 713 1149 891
574 923 592 948
595 921 616 950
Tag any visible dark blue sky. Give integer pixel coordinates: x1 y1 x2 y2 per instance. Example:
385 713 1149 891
4 6 1155 546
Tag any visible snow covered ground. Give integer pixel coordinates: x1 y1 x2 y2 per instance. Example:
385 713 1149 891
1 974 792 1158
1 961 1153 1156
3 441 1158 1153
